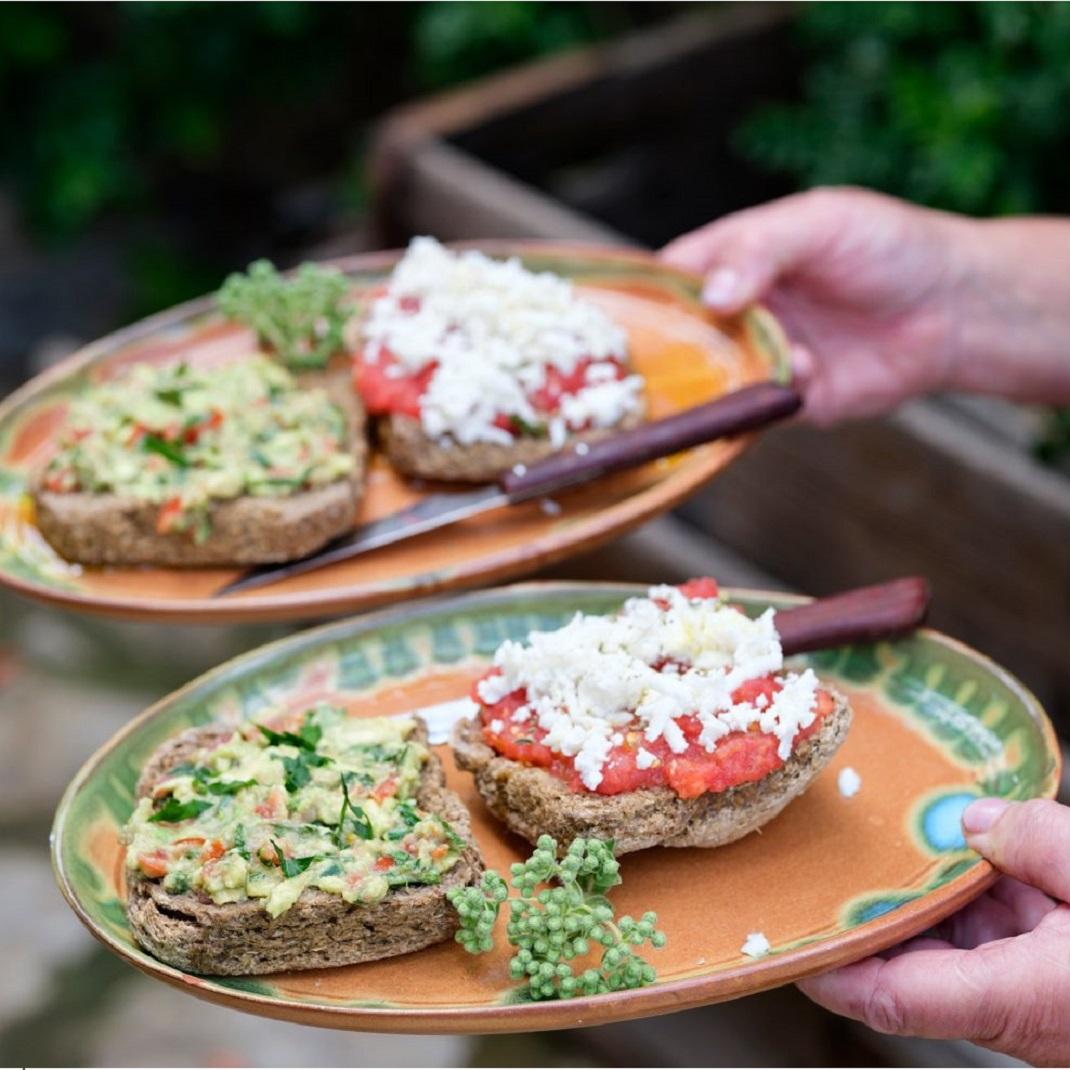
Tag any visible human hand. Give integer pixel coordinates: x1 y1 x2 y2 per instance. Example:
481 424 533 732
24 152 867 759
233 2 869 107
661 187 969 425
797 797 1070 1066
660 187 1070 424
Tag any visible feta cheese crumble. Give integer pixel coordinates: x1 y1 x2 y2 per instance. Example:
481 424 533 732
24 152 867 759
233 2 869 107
361 237 644 446
477 585 820 790
837 766 862 798
741 932 771 958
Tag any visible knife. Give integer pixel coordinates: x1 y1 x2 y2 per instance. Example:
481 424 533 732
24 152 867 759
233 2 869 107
215 381 802 596
409 576 932 742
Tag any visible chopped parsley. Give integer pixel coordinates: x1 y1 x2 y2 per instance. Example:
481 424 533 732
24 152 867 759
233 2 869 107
142 433 188 467
148 798 212 824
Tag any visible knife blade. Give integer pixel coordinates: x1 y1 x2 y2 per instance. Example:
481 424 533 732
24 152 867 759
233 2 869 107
215 381 802 596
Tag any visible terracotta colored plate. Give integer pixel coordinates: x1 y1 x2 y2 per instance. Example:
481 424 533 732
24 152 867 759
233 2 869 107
0 243 788 624
52 582 1060 1034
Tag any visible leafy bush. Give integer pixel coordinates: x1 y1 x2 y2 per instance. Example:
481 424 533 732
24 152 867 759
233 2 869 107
737 2 1070 216
0 2 646 241
0 2 654 328
736 2 1070 462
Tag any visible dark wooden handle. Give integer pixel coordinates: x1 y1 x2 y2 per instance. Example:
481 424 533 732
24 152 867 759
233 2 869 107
775 577 931 656
499 382 802 502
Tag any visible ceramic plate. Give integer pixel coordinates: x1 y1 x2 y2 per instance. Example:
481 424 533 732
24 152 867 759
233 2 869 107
0 244 788 623
52 583 1060 1033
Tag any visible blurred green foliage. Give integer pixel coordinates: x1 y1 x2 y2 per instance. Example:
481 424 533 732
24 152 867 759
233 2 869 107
737 2 1070 216
412 1 609 89
736 2 1070 463
0 2 637 241
1 2 351 237
0 1 656 323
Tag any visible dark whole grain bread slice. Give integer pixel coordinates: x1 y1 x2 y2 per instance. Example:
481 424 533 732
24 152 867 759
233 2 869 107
452 689 853 855
33 361 367 567
379 407 643 484
125 718 483 976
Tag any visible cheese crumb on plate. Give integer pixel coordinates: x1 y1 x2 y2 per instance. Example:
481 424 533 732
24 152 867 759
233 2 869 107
838 766 862 798
741 932 771 958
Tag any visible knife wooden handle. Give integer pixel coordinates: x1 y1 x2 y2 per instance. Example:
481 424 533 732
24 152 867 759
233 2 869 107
499 381 802 502
775 577 931 656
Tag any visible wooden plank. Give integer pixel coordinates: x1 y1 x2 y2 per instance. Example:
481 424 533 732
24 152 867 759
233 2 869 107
366 4 795 246
375 140 626 245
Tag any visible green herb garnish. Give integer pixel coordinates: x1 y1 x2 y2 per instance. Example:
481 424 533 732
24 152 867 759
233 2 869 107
148 798 212 824
217 259 350 371
335 771 373 845
249 467 312 491
155 387 186 406
438 817 468 852
142 433 188 467
448 836 665 1001
508 414 548 438
257 720 323 752
270 839 318 879
349 805 373 840
163 762 198 778
283 755 311 794
203 778 257 796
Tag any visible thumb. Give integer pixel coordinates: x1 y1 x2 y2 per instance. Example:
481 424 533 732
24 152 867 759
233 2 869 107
659 189 845 313
963 798 1070 903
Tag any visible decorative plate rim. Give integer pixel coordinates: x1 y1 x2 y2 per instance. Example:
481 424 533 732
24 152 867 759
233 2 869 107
1 242 791 623
51 581 1061 1034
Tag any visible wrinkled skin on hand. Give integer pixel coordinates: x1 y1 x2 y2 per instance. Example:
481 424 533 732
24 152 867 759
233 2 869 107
661 187 1070 425
797 798 1070 1066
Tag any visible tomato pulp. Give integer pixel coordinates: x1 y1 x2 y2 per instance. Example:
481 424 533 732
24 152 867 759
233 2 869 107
475 577 833 799
355 341 628 433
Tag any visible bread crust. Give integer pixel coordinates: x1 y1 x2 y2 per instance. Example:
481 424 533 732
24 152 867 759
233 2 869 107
452 690 853 855
33 363 367 567
35 477 362 567
379 407 644 484
125 719 483 976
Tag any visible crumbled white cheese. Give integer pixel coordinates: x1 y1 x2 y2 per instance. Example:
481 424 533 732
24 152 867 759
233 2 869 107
489 719 504 734
741 932 771 958
511 463 527 477
635 747 657 770
575 442 590 456
476 585 819 790
539 498 562 517
361 237 643 445
838 766 862 798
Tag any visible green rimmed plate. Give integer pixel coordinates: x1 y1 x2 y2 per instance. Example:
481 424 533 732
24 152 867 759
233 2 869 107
52 583 1060 1033
0 243 788 624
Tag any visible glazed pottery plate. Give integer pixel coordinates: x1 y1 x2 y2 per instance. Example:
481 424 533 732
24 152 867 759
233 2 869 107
0 244 788 624
53 583 1060 1033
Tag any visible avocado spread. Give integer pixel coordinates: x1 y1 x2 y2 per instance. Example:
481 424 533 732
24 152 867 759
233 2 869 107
42 356 354 541
124 708 464 918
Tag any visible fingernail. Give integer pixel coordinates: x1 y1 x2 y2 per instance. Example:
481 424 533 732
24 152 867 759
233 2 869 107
790 344 814 384
702 268 740 309
962 797 1010 836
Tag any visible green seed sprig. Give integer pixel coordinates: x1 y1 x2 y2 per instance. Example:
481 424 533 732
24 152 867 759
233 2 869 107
447 835 666 1001
217 259 351 371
